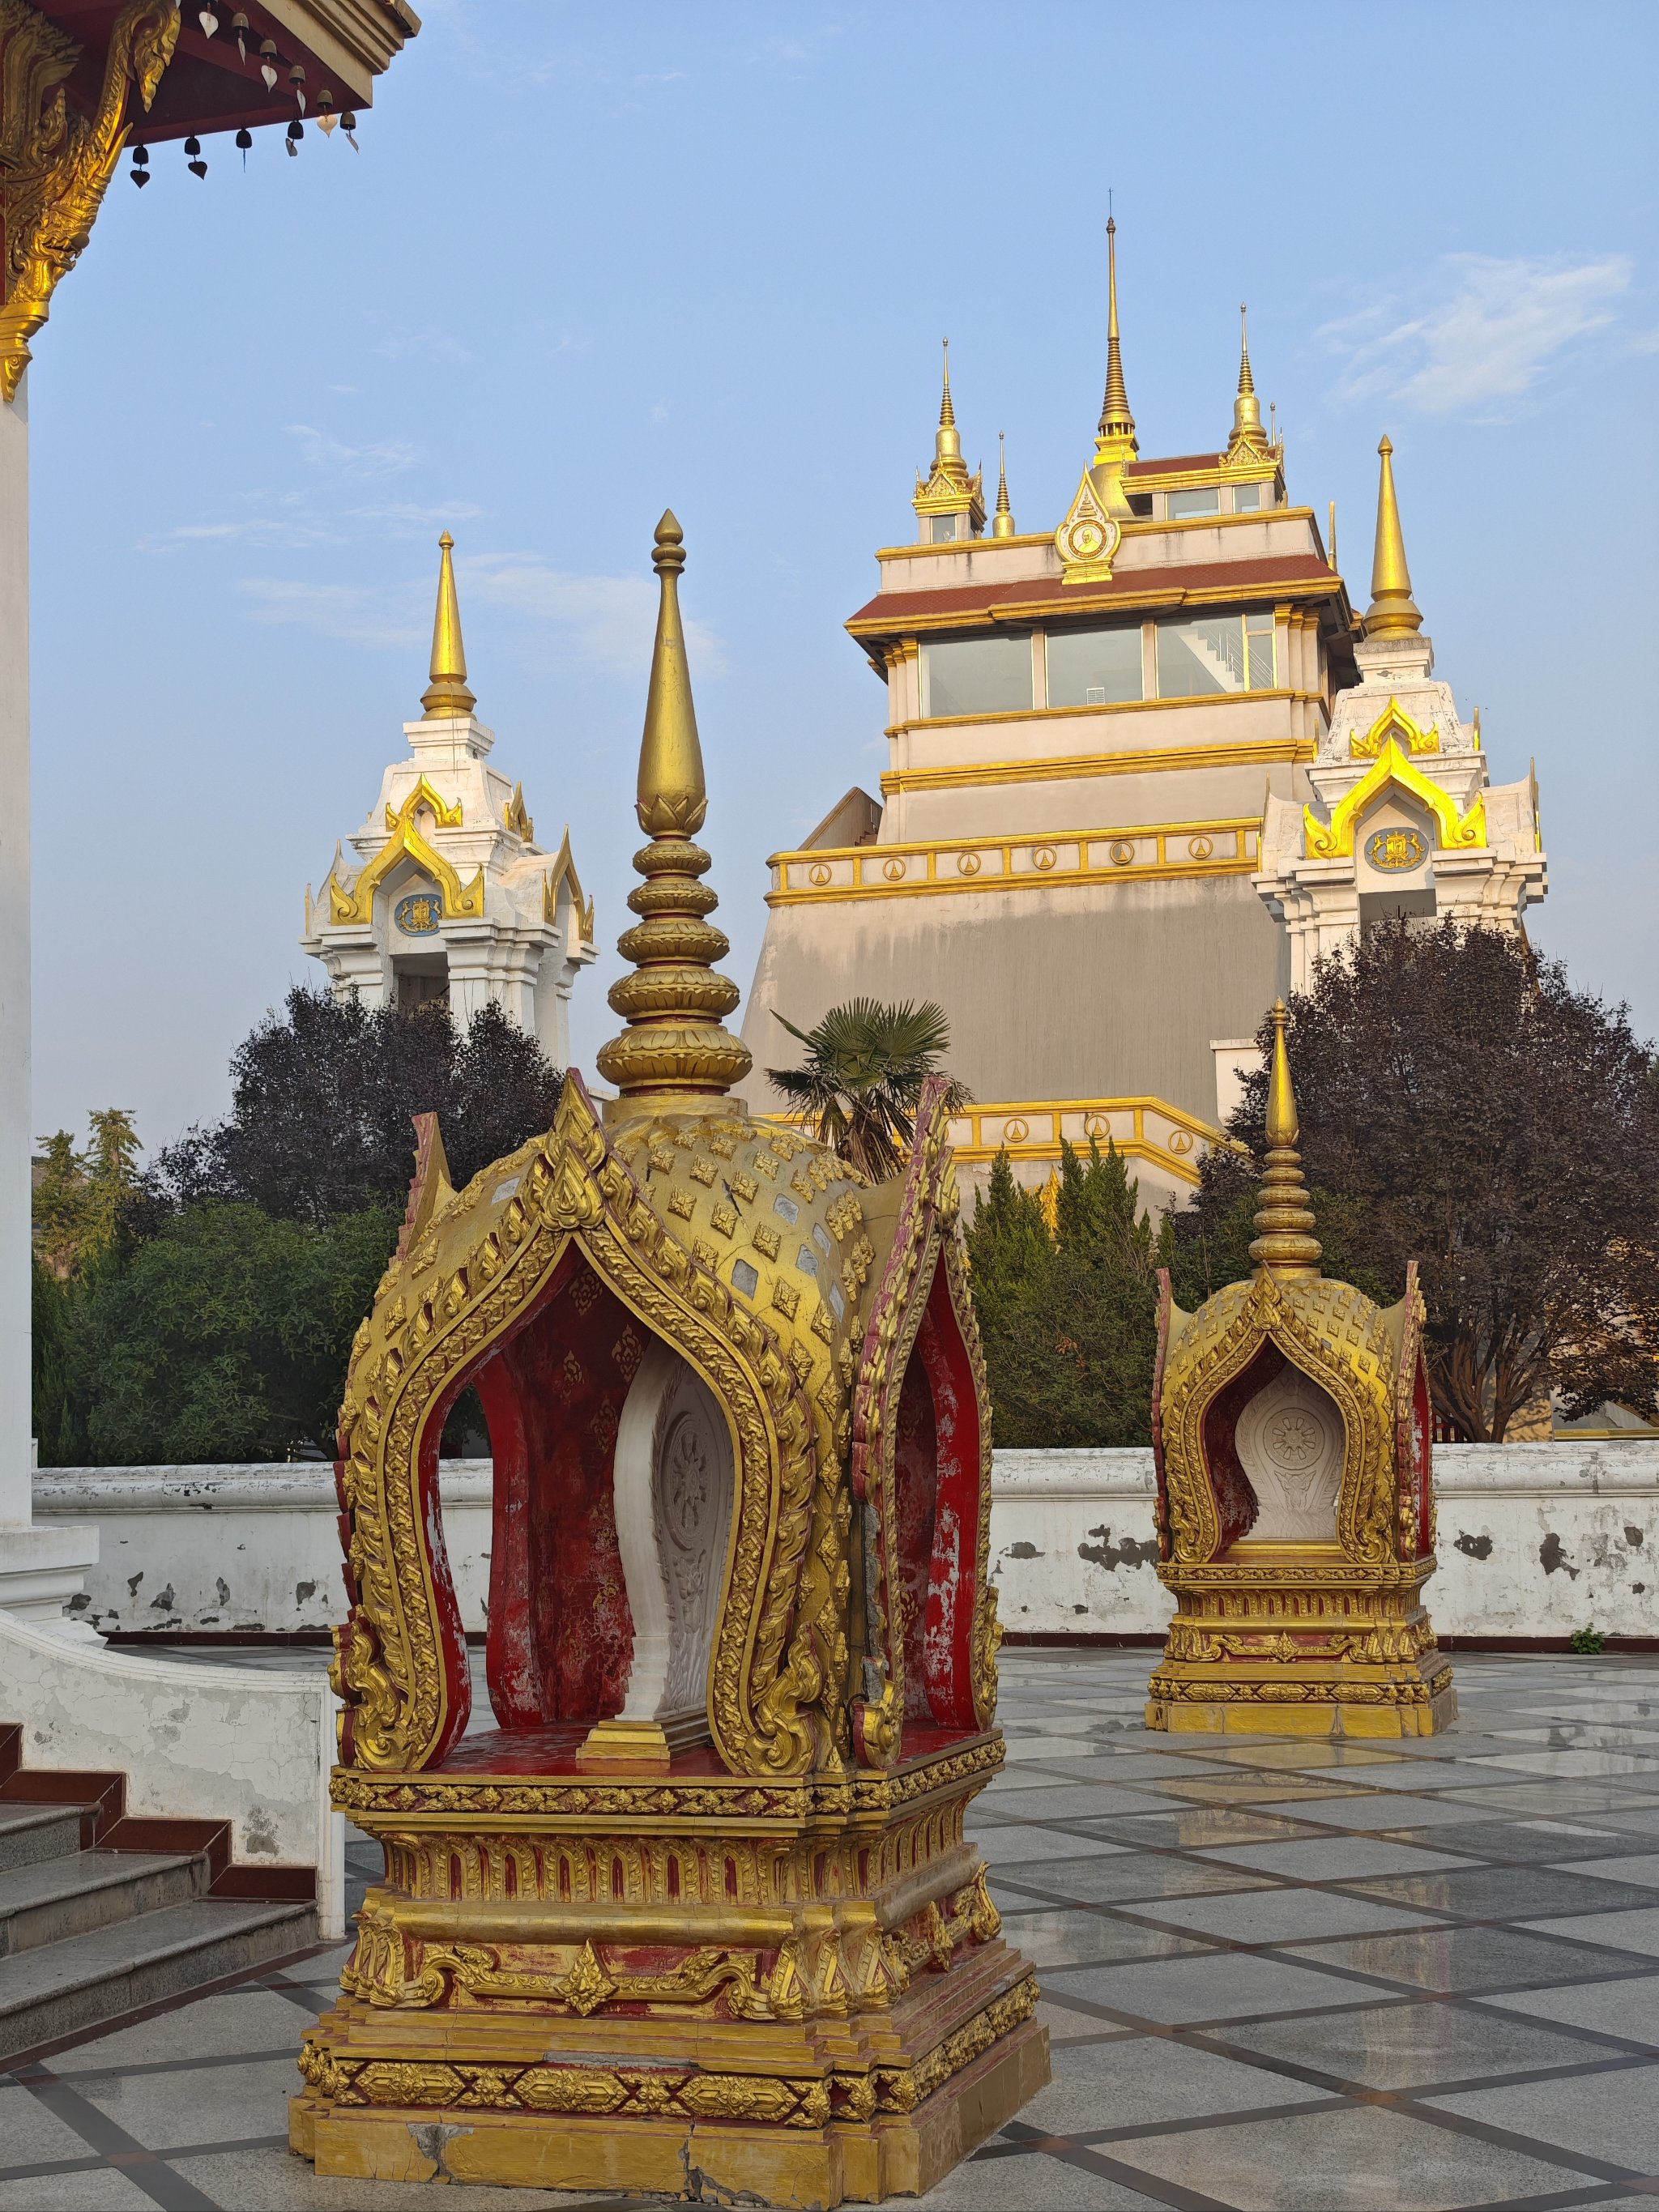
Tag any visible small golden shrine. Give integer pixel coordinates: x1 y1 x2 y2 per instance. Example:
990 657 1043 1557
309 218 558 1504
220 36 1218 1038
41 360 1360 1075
289 513 1046 2203
1145 1004 1455 1739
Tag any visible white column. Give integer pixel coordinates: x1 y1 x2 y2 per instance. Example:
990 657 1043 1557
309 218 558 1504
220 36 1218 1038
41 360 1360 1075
0 374 95 1618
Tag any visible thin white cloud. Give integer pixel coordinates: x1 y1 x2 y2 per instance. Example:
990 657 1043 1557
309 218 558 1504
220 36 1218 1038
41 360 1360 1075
348 501 486 538
467 556 727 679
288 424 419 477
1320 254 1630 419
239 579 422 649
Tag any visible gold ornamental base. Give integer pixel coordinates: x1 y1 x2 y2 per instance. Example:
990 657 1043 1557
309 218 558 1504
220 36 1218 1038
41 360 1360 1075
288 1736 1047 2206
1145 1562 1456 1740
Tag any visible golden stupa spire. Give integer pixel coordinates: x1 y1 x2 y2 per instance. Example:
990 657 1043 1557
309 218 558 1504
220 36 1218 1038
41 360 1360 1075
1364 436 1425 641
991 431 1016 538
420 531 476 718
933 339 966 480
1247 1001 1322 1281
1097 218 1137 450
1226 303 1270 460
594 512 751 1117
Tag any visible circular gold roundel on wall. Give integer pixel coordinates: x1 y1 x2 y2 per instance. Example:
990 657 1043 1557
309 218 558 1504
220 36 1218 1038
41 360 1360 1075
1366 825 1427 872
957 850 982 876
1003 1118 1030 1144
1109 840 1135 867
1084 1114 1111 1139
1188 834 1214 861
882 857 906 881
808 863 831 887
1167 1130 1195 1155
1032 846 1058 872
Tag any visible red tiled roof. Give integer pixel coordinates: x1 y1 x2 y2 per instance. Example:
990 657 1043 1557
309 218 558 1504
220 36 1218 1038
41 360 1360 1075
1124 452 1226 477
847 556 1341 635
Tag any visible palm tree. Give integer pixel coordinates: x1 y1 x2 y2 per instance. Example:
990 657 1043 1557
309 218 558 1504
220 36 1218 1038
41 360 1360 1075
767 999 972 1182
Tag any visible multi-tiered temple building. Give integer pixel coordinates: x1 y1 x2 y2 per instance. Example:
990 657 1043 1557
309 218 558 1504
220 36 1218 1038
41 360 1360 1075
740 226 1546 1204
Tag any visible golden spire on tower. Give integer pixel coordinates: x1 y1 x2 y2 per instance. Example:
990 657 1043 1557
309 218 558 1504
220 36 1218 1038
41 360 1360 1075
420 531 477 719
935 337 962 472
595 512 751 1118
991 431 1016 538
1096 217 1137 452
1226 303 1270 461
1247 1001 1322 1281
1364 435 1425 641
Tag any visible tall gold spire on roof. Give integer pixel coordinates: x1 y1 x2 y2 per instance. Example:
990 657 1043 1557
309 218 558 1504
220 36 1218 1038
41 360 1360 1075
595 512 751 1118
420 531 476 718
936 338 962 468
913 338 986 537
991 431 1016 538
1247 1001 1322 1281
1226 303 1270 461
1096 218 1137 451
1364 435 1424 640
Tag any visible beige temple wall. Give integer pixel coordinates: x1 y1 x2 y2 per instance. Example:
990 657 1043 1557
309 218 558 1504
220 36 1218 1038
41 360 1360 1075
740 873 1289 1134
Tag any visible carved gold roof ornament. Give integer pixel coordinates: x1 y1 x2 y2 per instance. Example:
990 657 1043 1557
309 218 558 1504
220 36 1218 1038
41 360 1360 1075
420 530 477 718
0 0 181 403
990 430 1016 539
911 338 987 533
326 778 484 927
1146 999 1454 1740
1363 436 1425 641
1056 216 1137 582
1350 696 1440 761
1223 303 1273 466
595 512 753 1116
1303 735 1485 861
505 780 533 839
541 825 592 945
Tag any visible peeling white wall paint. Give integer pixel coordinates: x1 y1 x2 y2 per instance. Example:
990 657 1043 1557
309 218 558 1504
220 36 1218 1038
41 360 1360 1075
0 1611 343 1936
34 1443 1659 1648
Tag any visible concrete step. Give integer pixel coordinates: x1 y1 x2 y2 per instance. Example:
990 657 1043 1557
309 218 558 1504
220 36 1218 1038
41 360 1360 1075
0 1849 206 1960
0 1895 317 2061
0 1802 83 1873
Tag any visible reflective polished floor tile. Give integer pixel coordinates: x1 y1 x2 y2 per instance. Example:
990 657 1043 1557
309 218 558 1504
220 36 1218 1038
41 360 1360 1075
1291 1921 1657 1994
1040 1949 1364 2025
998 1907 1222 1968
970 1825 1130 1864
1116 1887 1444 1947
1346 1864 1659 1919
1097 2099 1593 2210
1209 1993 1622 2091
1423 2058 1659 2176
1018 2031 1339 2136
1521 1905 1659 1957
1187 1837 1469 1882
991 1852 1277 1907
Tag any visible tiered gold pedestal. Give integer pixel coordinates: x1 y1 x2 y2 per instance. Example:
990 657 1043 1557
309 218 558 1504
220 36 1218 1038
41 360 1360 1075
289 1736 1046 2205
1145 1547 1456 1739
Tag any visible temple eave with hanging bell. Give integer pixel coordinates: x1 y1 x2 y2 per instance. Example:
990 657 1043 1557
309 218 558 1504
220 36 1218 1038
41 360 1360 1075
290 514 1046 2202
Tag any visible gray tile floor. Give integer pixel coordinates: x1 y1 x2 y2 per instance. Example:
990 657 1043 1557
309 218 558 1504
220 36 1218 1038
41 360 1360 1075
11 1650 1659 2208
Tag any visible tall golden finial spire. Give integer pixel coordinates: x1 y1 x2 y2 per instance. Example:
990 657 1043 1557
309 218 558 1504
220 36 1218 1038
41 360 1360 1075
420 531 476 718
1364 436 1424 640
595 512 751 1118
1097 217 1137 448
1247 1001 1322 1281
1226 303 1270 460
991 431 1016 538
913 338 985 537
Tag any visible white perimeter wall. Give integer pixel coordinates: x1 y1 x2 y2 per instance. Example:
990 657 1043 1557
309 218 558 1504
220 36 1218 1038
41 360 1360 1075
35 1441 1659 1644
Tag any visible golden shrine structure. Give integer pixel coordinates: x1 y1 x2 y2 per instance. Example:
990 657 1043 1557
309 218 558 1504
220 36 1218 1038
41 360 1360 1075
1145 1004 1455 1739
289 514 1047 2201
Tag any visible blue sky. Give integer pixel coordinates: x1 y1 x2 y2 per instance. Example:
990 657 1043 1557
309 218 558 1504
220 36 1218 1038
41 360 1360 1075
28 0 1659 1153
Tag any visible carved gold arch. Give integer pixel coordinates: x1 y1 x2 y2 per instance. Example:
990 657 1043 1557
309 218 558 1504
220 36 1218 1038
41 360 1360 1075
851 1080 1000 1769
328 781 484 927
542 825 594 948
1350 697 1439 761
1304 737 1486 862
331 1076 825 1776
1158 1272 1400 1573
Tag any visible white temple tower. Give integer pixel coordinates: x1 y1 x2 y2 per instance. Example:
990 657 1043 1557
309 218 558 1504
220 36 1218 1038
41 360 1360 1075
301 535 595 1063
1254 438 1546 992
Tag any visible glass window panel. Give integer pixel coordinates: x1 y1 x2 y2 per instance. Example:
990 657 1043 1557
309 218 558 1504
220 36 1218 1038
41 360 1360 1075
929 514 958 543
1231 482 1263 510
922 634 1033 718
1167 488 1221 518
1157 616 1247 697
1046 623 1144 707
1246 616 1276 690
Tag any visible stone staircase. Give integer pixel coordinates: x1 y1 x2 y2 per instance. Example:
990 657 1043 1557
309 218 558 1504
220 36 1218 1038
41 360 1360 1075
0 1720 318 2061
